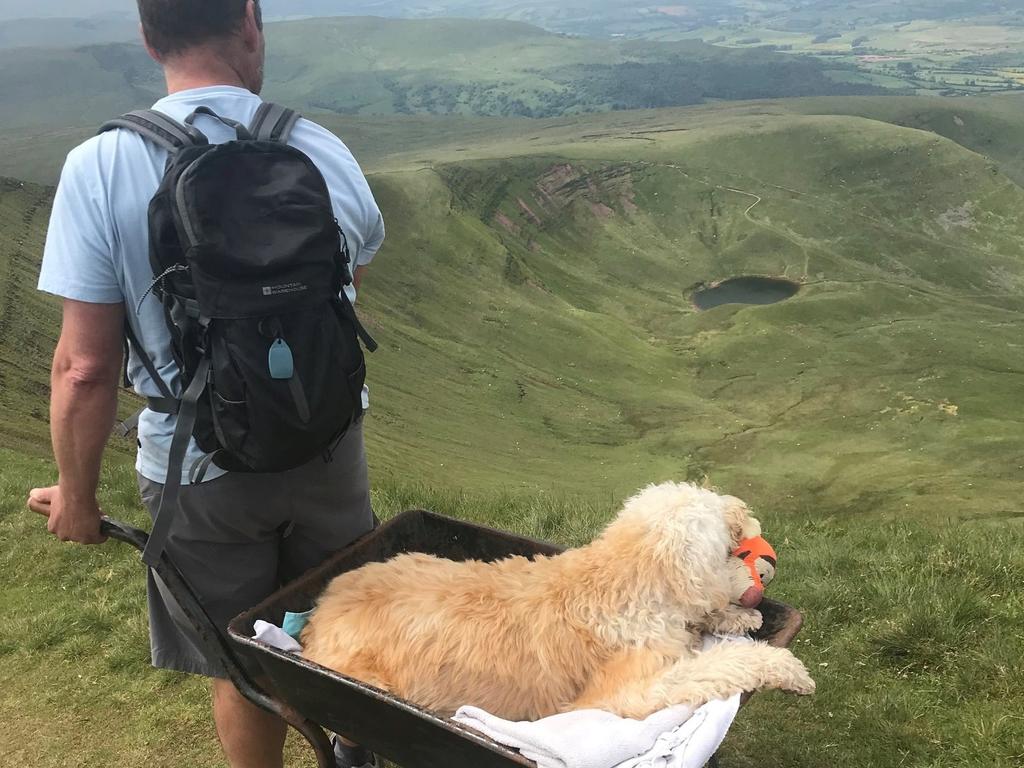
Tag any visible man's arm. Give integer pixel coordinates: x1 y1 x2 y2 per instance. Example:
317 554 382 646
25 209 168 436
28 299 125 544
353 265 367 293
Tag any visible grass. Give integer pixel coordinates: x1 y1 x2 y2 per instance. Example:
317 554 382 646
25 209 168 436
787 94 1024 187
3 454 1022 766
3 101 1024 765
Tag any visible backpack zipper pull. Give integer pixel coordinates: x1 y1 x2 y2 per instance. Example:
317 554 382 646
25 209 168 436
268 337 295 380
136 264 190 313
269 333 311 423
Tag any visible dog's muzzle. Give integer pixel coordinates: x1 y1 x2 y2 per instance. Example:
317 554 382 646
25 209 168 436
739 586 764 608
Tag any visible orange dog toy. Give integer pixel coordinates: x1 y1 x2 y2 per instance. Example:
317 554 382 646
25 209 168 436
732 536 777 607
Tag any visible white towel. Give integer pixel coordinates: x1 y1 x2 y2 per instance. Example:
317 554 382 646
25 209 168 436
252 621 745 768
252 619 303 654
616 697 740 768
453 635 749 768
453 705 697 768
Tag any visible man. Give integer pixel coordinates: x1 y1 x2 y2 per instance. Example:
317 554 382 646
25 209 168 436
27 2 383 766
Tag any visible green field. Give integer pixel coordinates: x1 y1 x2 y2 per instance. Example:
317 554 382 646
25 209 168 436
670 6 1024 97
3 93 1024 766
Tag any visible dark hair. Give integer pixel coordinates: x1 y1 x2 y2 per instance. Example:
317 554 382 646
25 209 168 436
137 0 262 56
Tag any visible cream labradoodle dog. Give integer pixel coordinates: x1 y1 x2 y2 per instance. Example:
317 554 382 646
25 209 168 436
302 482 815 720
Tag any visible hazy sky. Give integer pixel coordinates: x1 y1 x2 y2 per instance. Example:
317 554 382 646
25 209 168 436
0 1 133 20
0 1 410 22
0 1 397 22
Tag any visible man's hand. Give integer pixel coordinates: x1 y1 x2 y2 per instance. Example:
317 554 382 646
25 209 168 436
27 485 107 544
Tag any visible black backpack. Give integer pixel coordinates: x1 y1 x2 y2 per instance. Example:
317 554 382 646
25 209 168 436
101 103 377 565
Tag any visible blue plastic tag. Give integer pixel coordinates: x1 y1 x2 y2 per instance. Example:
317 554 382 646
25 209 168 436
268 338 294 380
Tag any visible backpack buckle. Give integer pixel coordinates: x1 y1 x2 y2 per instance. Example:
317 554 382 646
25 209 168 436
336 220 354 287
193 316 212 356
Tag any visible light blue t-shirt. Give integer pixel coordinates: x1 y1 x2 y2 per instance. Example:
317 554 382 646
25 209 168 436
39 86 385 484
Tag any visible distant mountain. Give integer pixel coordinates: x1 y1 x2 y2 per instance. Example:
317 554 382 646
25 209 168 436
2 1 1017 45
0 14 136 49
261 0 710 36
0 16 881 135
0 43 162 130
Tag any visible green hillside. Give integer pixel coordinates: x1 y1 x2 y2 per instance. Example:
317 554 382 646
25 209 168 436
0 15 877 134
353 111 1024 519
790 94 1024 186
0 42 163 131
0 178 60 454
7 95 1024 515
263 16 875 116
9 107 1024 511
13 92 1024 191
3 104 1024 766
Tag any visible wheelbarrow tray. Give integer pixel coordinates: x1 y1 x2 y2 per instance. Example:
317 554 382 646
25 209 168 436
228 509 803 768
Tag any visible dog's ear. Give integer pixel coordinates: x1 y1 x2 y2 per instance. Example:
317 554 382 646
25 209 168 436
615 483 734 611
721 496 761 545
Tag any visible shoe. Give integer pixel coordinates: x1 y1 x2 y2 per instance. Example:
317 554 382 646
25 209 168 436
332 734 380 768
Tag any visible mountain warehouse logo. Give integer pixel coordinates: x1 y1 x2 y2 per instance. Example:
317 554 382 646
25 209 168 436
262 282 309 296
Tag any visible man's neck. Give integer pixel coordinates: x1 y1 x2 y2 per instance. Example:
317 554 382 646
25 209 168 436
162 48 252 96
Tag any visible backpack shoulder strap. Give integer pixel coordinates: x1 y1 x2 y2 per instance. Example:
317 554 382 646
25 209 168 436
249 102 301 143
99 109 207 153
124 318 176 396
142 353 211 566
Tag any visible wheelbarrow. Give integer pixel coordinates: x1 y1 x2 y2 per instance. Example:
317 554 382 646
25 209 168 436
103 510 804 768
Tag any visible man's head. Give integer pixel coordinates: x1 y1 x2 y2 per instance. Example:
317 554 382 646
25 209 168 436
137 0 266 94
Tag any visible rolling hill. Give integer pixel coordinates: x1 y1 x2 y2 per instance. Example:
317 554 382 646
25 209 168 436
12 90 1024 193
6 103 1024 514
0 15 879 134
0 178 61 455
790 93 1024 186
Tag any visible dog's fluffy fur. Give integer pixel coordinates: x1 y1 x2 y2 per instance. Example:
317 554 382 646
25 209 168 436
301 482 815 720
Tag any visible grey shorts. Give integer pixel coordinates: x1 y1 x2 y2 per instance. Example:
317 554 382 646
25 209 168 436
138 420 374 678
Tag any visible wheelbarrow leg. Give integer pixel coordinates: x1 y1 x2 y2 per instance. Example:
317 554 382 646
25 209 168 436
278 706 335 768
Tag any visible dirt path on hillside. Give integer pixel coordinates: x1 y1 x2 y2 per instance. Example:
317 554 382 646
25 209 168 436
720 186 763 221
655 162 813 277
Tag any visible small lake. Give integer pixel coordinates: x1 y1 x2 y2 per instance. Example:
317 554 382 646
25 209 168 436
692 277 800 311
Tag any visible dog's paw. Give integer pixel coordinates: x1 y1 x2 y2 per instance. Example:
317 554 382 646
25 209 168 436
731 608 763 634
781 659 816 696
710 607 763 635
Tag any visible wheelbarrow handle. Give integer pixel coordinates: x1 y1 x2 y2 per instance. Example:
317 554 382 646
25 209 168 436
100 517 150 552
99 516 336 768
